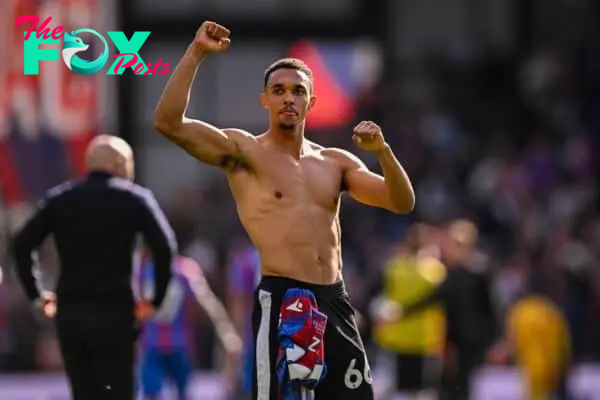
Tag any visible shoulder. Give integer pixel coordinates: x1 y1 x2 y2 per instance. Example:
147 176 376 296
108 177 150 197
223 128 253 136
39 180 78 209
418 256 447 284
223 128 257 146
45 180 78 200
510 297 545 321
107 177 157 205
321 147 367 170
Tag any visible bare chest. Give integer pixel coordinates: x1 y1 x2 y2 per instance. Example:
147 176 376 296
229 150 344 214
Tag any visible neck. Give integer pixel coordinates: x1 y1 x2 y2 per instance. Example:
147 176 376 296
87 169 113 178
87 166 117 177
266 122 306 158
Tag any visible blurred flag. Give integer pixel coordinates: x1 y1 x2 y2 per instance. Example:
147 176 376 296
289 39 382 130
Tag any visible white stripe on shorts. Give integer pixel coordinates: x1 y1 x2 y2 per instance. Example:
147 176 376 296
256 289 273 400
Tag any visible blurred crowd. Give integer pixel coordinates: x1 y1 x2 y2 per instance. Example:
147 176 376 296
1 13 600 400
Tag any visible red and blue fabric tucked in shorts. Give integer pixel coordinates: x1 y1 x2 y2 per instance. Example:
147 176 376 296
276 288 327 400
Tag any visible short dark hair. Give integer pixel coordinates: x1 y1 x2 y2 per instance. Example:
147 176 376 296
263 58 313 89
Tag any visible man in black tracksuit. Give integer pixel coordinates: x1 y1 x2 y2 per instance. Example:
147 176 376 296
13 135 176 399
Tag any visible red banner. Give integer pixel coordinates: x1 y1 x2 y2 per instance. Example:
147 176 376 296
0 0 100 206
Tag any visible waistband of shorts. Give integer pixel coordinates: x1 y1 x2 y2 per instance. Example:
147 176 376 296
258 275 346 299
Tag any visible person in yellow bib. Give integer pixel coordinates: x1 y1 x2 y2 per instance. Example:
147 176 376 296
503 292 572 400
376 219 500 400
371 224 446 400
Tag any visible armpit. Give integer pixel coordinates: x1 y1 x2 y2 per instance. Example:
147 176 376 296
220 154 251 172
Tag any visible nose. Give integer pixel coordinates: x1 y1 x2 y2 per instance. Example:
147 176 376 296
283 92 295 104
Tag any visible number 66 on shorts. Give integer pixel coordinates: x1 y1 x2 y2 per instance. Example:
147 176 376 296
344 358 373 390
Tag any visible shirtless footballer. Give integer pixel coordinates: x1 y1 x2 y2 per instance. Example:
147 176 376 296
154 21 415 400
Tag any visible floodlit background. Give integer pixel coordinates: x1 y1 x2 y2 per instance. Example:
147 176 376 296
1 0 600 399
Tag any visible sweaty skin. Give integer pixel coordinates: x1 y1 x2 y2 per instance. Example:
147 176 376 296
228 134 350 283
155 22 414 285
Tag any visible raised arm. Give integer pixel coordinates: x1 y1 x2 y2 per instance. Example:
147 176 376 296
334 121 415 213
154 21 244 169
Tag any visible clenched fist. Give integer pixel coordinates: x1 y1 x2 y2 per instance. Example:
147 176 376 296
352 121 387 152
194 21 231 53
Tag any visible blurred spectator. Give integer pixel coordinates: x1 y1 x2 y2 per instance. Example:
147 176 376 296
397 220 500 400
370 223 446 399
225 240 260 400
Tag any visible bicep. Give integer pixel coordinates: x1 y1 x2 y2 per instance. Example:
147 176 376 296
158 117 241 168
344 166 394 211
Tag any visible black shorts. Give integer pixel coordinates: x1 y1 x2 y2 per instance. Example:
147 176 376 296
395 353 441 391
252 276 374 400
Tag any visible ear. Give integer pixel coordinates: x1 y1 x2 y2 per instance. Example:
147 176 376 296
259 92 269 110
113 156 127 175
308 95 317 110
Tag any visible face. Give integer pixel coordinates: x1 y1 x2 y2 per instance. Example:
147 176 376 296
260 68 316 131
441 235 473 265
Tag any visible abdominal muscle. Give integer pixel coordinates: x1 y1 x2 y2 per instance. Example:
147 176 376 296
258 241 342 284
240 206 343 285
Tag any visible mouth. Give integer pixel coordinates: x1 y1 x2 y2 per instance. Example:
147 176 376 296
280 109 298 117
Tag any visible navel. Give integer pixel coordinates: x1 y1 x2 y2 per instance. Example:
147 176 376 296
274 191 282 199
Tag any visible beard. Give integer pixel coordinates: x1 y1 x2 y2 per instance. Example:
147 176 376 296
278 122 296 131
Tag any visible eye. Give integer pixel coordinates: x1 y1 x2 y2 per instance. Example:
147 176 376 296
272 88 284 95
293 87 306 95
